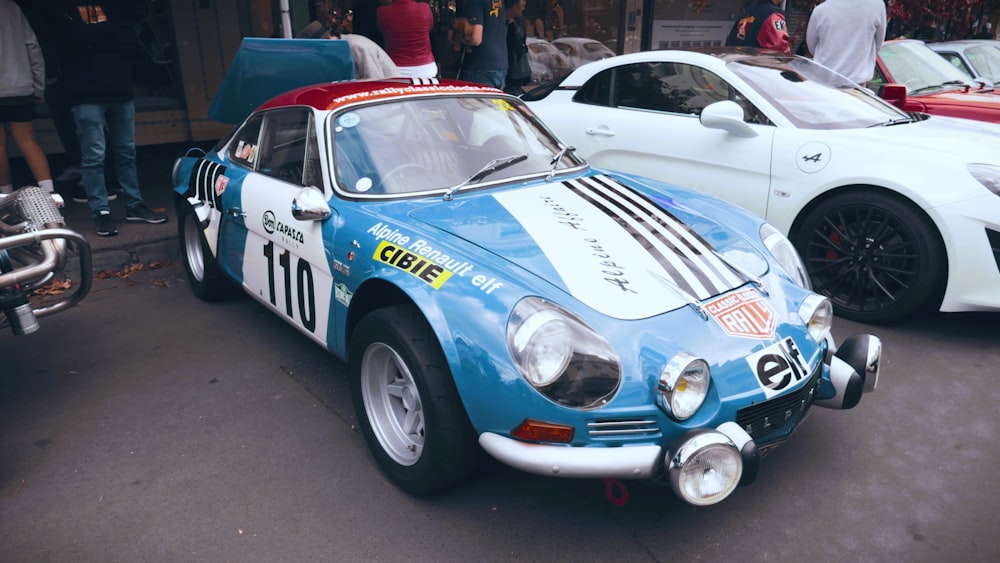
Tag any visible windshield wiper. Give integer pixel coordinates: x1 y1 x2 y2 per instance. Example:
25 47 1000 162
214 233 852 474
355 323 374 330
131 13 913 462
909 80 969 95
869 116 914 127
443 153 527 201
545 145 576 181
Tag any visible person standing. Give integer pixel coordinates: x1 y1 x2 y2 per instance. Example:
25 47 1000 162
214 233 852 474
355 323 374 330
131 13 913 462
52 1 166 237
503 0 531 96
725 0 791 53
0 0 55 196
806 0 887 84
377 0 437 78
457 0 508 88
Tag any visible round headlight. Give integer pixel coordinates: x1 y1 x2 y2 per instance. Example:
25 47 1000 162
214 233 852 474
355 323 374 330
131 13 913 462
669 431 742 506
510 309 573 386
798 294 833 343
507 298 622 408
760 222 811 289
658 354 710 420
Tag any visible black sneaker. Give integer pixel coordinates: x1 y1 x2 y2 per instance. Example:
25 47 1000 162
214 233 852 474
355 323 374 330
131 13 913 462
95 210 118 237
125 204 167 224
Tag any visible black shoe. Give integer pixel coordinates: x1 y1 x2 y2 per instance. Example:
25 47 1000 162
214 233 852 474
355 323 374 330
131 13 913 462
95 210 118 237
125 204 167 224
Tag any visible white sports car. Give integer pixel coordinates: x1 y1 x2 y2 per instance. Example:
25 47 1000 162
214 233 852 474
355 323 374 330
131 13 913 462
526 48 1000 323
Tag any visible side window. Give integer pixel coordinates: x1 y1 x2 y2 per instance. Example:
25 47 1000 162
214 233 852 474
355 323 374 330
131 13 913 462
257 108 313 186
302 117 324 188
573 68 614 107
228 114 264 169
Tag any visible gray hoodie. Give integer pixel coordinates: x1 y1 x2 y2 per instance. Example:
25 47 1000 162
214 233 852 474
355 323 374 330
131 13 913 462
0 0 45 101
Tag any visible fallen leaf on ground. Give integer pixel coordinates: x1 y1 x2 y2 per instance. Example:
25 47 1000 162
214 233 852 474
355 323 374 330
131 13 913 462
33 278 73 295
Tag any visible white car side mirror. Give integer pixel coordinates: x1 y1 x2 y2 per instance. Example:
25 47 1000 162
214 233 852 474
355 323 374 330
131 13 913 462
700 100 758 138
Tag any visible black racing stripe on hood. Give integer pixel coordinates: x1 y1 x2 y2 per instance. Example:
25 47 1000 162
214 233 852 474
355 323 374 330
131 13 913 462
564 175 743 299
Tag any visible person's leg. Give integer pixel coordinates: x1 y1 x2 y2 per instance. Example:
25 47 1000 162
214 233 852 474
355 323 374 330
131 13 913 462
8 120 54 192
103 100 144 208
72 103 111 213
105 100 165 224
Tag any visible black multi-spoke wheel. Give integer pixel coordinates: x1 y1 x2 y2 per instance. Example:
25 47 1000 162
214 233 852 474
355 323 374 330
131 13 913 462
793 190 945 323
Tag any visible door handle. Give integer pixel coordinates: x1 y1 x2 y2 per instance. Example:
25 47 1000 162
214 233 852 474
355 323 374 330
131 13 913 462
586 126 615 136
226 207 246 218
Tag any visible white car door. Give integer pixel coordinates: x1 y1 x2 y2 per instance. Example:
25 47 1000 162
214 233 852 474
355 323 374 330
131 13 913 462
234 108 335 347
541 61 775 218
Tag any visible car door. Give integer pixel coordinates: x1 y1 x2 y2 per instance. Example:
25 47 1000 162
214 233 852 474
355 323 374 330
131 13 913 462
229 107 336 346
565 61 775 218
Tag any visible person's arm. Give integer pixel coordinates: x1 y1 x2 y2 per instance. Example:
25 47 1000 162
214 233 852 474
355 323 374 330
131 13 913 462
21 12 46 98
874 9 887 52
758 13 790 53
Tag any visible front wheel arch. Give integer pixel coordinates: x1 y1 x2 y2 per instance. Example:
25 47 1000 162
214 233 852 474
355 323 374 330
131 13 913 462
789 186 947 323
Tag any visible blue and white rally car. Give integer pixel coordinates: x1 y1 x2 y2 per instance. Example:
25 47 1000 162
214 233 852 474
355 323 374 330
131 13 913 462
173 77 881 506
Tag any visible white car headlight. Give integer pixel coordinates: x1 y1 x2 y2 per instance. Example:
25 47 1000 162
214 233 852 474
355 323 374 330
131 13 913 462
668 431 742 506
760 222 811 289
797 294 833 343
507 298 621 409
657 353 711 420
968 163 1000 195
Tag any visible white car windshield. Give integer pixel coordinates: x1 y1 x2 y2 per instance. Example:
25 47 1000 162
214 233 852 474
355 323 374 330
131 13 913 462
728 56 911 129
880 41 977 94
961 44 1000 85
331 95 579 197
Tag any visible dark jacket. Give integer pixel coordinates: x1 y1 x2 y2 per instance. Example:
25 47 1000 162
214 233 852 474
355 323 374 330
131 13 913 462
506 16 531 83
725 1 790 52
49 1 137 105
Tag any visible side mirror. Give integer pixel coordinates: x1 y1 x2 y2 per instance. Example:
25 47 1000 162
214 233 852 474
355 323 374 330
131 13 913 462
878 83 908 107
700 100 758 138
292 186 331 221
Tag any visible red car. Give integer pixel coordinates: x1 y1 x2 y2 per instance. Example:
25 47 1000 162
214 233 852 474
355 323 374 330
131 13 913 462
871 39 1000 122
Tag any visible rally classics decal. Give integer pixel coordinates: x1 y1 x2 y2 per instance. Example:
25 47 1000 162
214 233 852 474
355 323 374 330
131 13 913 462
746 336 811 400
705 287 776 339
493 175 746 320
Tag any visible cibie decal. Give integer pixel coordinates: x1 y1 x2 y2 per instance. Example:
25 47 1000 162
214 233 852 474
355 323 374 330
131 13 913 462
746 336 811 399
373 240 453 289
705 287 776 339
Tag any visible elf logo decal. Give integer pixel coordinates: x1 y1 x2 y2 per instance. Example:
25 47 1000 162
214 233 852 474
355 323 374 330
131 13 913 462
746 337 810 399
374 240 453 289
262 210 304 243
705 287 775 339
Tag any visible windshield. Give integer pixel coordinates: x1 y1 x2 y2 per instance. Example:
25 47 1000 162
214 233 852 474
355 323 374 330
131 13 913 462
880 41 976 93
331 95 581 197
963 44 1000 84
728 56 910 129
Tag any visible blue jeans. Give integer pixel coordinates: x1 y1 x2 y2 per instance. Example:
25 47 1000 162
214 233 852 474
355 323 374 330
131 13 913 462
72 101 146 215
459 69 507 90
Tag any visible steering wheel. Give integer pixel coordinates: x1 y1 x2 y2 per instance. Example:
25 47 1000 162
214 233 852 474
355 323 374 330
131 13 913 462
379 163 434 194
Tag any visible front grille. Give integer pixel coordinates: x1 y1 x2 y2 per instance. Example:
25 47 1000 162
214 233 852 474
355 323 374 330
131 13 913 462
586 418 661 441
736 363 822 447
987 229 1000 274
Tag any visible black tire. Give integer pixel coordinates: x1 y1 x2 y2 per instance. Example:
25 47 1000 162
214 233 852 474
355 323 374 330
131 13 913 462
349 305 480 495
178 203 236 301
793 190 945 323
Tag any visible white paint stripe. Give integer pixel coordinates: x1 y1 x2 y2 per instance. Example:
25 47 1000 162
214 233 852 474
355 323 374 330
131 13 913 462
493 183 688 319
587 175 744 289
569 177 715 297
